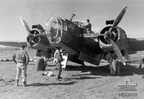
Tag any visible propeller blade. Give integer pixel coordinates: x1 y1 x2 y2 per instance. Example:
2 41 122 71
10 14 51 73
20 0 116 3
110 39 126 65
109 6 127 32
20 17 31 34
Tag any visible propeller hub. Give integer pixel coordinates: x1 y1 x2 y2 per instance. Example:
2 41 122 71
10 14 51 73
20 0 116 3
27 29 40 46
99 25 119 44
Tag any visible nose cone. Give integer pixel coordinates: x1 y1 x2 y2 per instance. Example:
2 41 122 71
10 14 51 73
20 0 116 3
45 17 62 43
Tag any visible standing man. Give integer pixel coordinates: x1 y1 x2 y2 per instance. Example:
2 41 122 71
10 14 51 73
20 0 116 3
12 45 29 87
139 57 144 69
53 49 63 81
84 19 92 33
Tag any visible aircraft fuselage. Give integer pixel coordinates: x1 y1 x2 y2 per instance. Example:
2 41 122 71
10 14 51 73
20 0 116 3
45 17 84 54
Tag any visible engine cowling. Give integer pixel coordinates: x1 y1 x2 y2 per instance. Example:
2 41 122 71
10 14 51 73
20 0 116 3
98 25 127 52
27 29 50 51
27 29 40 46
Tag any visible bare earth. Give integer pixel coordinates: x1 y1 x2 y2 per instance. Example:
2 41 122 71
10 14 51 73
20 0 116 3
0 49 144 99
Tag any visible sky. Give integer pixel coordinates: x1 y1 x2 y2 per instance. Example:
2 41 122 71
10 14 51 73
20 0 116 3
0 0 144 41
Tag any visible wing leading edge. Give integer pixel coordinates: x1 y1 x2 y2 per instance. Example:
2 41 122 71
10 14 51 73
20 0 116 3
0 41 27 47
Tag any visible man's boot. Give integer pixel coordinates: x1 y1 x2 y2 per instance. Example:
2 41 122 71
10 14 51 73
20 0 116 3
15 79 19 86
23 81 27 87
56 77 62 81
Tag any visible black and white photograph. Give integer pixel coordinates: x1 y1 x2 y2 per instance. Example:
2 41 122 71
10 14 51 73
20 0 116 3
0 0 144 99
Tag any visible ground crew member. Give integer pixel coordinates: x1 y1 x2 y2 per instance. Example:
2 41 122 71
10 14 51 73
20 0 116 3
12 45 29 87
84 19 92 33
139 57 144 69
53 49 63 81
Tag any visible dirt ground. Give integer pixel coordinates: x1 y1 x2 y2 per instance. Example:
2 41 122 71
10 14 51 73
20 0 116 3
0 50 144 99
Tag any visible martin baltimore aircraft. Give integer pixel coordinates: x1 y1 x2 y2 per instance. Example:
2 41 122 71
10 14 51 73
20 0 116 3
1 6 144 75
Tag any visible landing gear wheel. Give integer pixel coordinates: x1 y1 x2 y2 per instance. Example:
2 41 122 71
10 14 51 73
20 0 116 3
36 57 46 71
110 59 120 76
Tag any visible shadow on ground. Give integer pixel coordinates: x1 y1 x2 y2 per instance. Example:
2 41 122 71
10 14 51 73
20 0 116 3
64 64 144 76
28 81 77 87
65 65 111 76
120 64 144 76
64 76 101 81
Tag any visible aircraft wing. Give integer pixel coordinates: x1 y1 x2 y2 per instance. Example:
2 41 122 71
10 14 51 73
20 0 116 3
83 33 101 38
128 38 144 52
0 41 27 47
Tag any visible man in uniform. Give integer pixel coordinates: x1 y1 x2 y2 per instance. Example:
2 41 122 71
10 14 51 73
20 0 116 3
84 19 92 33
53 49 63 81
13 45 29 87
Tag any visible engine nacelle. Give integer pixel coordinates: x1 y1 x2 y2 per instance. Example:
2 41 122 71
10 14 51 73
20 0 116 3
27 29 40 45
98 25 127 52
27 29 50 51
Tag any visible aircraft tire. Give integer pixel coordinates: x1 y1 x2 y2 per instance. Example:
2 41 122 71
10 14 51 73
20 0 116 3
110 59 120 76
36 57 46 71
115 60 120 76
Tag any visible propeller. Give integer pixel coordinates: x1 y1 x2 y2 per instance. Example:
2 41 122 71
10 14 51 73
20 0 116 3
108 6 127 65
20 17 42 45
20 17 31 34
96 6 127 65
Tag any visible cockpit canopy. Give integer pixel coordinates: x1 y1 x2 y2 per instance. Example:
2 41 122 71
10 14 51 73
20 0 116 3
45 17 63 43
45 17 83 51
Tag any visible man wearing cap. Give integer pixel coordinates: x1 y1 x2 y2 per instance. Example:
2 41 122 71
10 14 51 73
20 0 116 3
12 45 29 87
84 19 92 33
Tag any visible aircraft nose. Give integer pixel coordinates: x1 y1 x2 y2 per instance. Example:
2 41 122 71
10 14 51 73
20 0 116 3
45 17 62 43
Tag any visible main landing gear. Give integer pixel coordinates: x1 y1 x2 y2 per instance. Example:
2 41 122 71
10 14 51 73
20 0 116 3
36 57 46 71
109 59 121 76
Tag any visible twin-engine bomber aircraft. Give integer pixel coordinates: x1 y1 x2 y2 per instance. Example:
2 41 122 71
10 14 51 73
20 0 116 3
1 6 144 75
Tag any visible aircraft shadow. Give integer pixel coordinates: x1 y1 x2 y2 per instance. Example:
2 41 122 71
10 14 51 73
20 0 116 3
65 65 111 76
65 64 144 76
28 81 77 87
64 76 101 81
120 64 144 76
